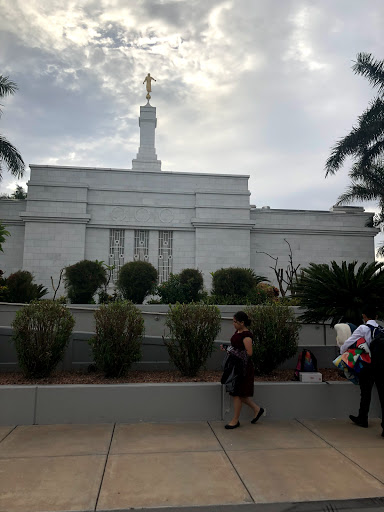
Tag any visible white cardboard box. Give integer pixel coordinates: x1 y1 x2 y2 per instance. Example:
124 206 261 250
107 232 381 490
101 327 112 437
299 372 322 383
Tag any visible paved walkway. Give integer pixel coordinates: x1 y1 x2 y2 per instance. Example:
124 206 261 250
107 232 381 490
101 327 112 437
0 418 383 512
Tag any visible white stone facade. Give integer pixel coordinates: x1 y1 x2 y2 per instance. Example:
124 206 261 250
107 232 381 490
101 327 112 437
0 102 379 297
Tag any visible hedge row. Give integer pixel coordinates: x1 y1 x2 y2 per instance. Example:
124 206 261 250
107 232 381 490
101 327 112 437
9 301 299 379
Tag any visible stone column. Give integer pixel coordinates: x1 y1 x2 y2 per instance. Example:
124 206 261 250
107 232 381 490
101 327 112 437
132 103 162 171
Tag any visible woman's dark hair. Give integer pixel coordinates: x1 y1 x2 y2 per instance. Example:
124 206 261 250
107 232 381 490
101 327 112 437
234 311 251 327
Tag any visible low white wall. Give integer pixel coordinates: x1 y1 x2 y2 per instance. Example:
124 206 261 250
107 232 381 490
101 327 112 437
0 303 337 346
0 381 380 426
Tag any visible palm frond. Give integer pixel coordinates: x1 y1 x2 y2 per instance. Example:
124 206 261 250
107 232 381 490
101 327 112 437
0 135 25 180
336 184 380 205
325 97 384 176
353 53 384 95
295 261 384 326
0 75 18 98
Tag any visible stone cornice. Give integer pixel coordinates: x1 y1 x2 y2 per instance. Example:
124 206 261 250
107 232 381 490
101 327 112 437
27 181 250 196
1 220 24 226
191 219 255 230
251 209 372 218
88 223 195 231
25 199 249 210
28 164 250 179
27 182 88 190
20 212 91 224
251 227 379 236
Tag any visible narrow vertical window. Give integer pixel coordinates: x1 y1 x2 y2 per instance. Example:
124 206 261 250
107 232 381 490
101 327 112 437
134 230 149 261
109 229 125 282
158 231 173 283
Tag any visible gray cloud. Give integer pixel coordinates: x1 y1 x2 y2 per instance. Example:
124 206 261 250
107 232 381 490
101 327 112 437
0 0 383 253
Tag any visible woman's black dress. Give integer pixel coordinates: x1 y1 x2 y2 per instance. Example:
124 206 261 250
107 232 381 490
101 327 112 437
230 330 255 397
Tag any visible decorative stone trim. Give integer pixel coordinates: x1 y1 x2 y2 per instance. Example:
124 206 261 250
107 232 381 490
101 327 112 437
192 219 255 229
251 227 379 236
20 212 91 224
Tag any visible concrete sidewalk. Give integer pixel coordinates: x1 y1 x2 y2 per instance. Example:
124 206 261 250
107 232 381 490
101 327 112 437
0 418 383 512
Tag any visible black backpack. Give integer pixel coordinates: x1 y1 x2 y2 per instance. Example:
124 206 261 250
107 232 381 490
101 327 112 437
294 349 318 380
367 324 384 368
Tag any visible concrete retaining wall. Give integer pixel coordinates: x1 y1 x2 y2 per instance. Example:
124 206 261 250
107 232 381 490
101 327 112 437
0 381 380 425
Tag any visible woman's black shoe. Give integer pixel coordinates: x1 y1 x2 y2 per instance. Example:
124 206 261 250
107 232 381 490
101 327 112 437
349 415 368 428
251 408 264 424
225 421 240 429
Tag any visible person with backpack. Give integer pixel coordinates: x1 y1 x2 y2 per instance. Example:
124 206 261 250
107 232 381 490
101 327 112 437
220 311 264 429
339 307 384 437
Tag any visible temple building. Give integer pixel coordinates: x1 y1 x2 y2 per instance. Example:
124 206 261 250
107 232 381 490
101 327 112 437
0 94 378 297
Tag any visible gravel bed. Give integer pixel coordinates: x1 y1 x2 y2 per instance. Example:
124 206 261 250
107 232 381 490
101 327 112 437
0 368 345 385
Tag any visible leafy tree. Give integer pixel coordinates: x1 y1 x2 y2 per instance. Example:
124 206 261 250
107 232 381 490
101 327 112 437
64 260 107 304
294 260 384 326
117 260 157 304
0 75 25 181
11 185 27 199
179 268 204 301
0 184 28 199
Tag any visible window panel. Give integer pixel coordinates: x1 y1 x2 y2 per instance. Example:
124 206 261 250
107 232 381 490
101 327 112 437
134 230 149 262
158 231 173 283
109 229 125 282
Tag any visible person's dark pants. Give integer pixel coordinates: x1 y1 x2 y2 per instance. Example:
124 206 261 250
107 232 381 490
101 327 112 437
358 362 384 428
373 365 384 429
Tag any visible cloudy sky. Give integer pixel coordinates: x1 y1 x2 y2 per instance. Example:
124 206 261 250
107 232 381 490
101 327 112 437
1 0 383 245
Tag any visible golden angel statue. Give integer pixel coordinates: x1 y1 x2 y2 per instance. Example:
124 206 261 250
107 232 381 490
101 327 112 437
143 73 156 100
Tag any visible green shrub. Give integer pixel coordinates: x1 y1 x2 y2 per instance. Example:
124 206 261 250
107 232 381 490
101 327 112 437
97 290 121 304
156 274 184 304
4 270 48 303
12 300 75 378
294 260 384 326
211 267 268 303
156 268 204 304
89 301 144 377
201 286 273 306
179 268 204 301
64 260 107 304
245 303 300 375
164 303 221 376
117 260 157 304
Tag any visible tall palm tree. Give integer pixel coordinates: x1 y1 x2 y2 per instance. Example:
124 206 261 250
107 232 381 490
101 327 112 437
325 53 384 177
0 75 25 181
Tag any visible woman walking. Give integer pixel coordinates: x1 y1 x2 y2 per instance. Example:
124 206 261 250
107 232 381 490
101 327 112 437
221 311 264 429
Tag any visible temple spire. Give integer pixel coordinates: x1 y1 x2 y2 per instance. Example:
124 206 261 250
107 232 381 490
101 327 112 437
132 74 161 171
